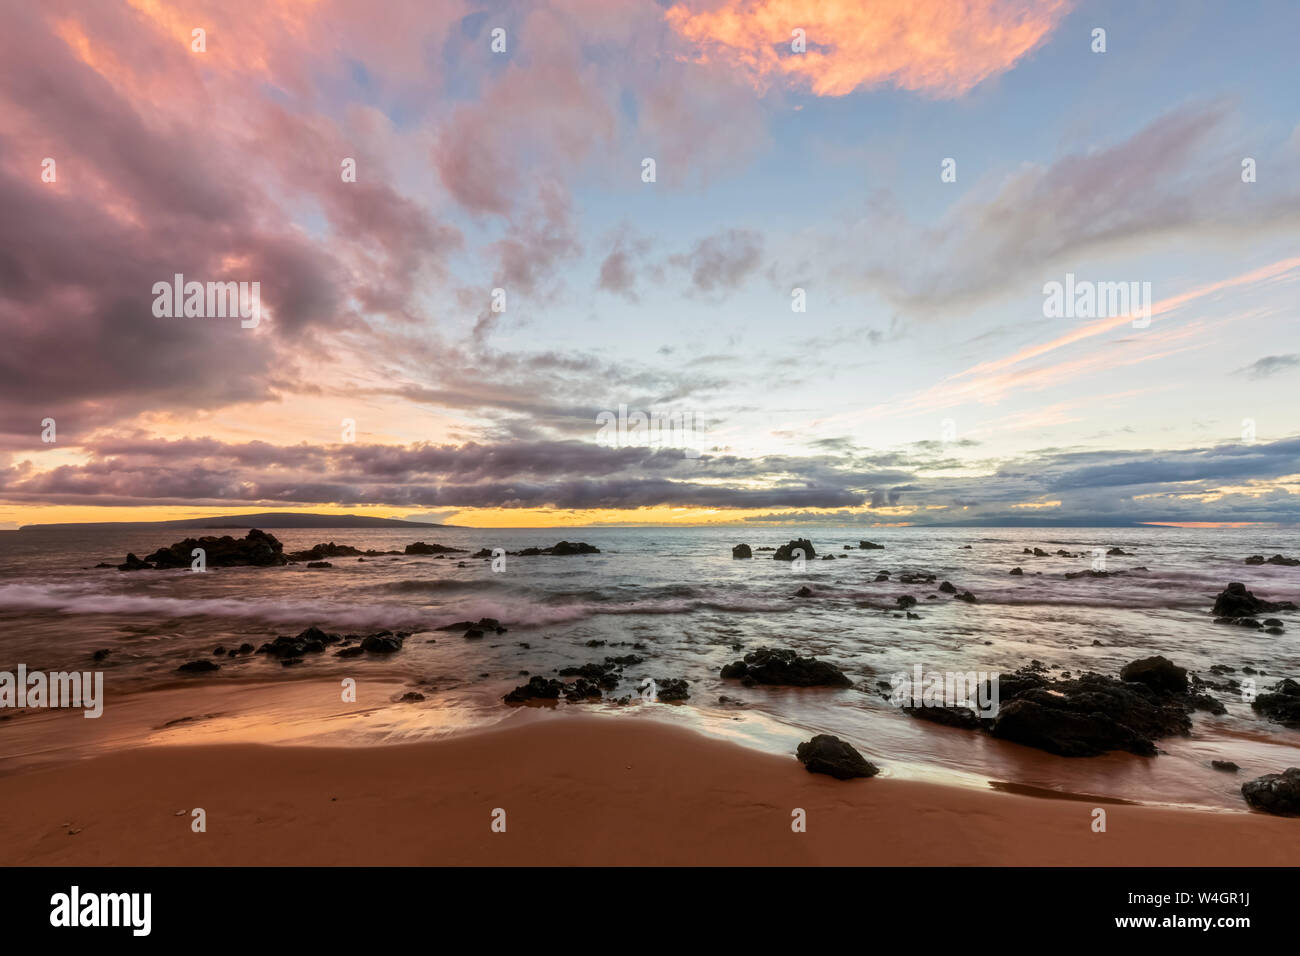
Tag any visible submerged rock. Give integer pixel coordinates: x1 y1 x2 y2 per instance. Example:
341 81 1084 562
720 647 851 687
177 659 220 673
1241 768 1300 816
858 540 885 550
903 705 980 730
795 735 878 779
1245 554 1300 566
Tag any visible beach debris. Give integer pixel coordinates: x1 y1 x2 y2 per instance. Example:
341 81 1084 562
796 734 878 779
1241 767 1300 816
732 543 752 559
720 647 852 687
773 538 815 561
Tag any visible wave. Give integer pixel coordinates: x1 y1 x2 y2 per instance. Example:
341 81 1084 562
0 581 784 632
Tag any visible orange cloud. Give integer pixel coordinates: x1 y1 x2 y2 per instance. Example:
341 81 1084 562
664 0 1070 97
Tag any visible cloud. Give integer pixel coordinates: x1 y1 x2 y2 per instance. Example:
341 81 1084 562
670 228 764 294
834 102 1300 313
1237 354 1300 379
664 0 1069 98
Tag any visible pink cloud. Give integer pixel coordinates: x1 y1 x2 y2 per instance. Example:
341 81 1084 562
664 0 1070 98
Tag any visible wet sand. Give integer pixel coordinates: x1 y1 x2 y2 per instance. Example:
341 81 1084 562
0 714 1293 866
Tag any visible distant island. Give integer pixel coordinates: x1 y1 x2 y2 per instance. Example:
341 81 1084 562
18 512 449 531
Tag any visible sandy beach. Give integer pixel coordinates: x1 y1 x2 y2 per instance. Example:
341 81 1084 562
0 714 1292 867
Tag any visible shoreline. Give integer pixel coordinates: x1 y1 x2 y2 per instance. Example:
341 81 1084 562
0 714 1293 866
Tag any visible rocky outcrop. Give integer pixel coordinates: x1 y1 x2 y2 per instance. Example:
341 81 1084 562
859 540 885 550
720 647 851 687
732 543 752 559
899 661 1207 758
1245 554 1300 566
1120 656 1189 694
773 539 815 561
286 542 365 561
656 678 690 702
795 735 878 779
504 676 564 704
1213 582 1297 617
1252 678 1300 728
987 666 1194 757
514 541 601 556
404 542 467 555
1241 768 1300 816
122 529 289 570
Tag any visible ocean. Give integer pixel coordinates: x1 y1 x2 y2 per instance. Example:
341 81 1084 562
0 524 1296 810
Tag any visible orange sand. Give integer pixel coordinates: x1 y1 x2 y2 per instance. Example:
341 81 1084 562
0 715 1292 865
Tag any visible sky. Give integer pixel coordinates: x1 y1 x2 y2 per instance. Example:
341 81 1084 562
0 0 1297 529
